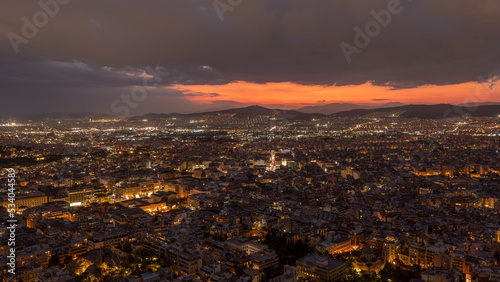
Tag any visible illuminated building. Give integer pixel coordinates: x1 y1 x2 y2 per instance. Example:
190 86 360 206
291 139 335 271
296 253 346 282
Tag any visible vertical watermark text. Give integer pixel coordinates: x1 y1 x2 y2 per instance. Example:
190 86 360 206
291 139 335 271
6 168 17 275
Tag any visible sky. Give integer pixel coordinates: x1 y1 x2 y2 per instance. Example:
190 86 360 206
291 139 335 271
1 0 500 117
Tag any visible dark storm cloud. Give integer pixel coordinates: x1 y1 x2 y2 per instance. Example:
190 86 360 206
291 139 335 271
1 0 500 115
0 57 225 88
183 92 220 97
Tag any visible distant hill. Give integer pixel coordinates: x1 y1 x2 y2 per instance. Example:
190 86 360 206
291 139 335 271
11 102 500 121
17 112 113 122
298 102 406 115
132 105 325 121
333 104 500 119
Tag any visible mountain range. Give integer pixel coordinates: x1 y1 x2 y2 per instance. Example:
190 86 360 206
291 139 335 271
133 103 500 120
132 105 325 121
10 102 500 121
332 104 500 119
297 102 406 115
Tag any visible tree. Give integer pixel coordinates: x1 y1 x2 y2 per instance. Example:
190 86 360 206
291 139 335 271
379 262 396 281
264 265 283 280
344 259 361 282
48 253 60 267
63 255 73 266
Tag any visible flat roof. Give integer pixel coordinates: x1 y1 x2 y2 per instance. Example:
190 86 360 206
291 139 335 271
297 253 345 271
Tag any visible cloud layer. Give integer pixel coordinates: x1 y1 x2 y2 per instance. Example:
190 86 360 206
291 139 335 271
1 0 500 116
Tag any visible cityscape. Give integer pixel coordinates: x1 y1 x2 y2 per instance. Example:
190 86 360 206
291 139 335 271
1 106 500 281
2 0 500 282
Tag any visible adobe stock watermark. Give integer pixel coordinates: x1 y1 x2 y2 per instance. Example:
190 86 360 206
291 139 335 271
339 0 408 64
7 0 71 54
111 67 169 120
443 72 498 119
213 0 244 21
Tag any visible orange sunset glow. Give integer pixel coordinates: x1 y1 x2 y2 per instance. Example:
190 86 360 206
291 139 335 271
171 79 500 106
